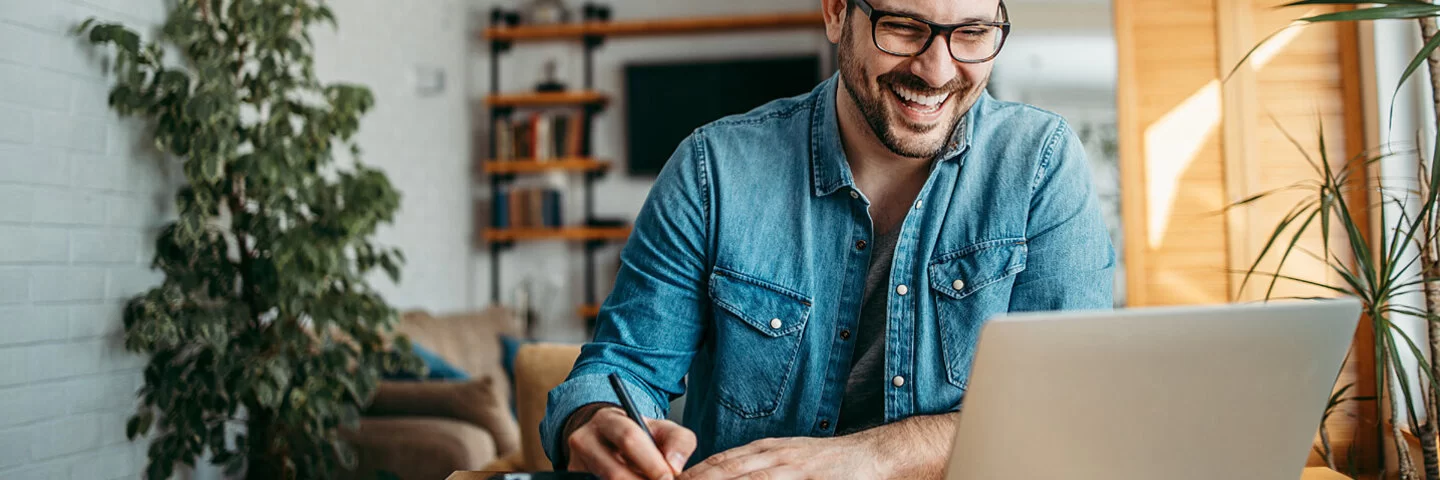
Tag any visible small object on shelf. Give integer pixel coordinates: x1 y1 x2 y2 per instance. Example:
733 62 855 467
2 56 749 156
490 7 521 27
521 0 572 25
536 60 567 93
581 2 611 22
586 217 627 228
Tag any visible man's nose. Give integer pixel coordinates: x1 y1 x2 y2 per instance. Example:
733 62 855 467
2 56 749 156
908 34 959 89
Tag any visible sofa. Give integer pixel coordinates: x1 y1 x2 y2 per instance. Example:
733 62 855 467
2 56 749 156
481 343 584 472
342 308 525 480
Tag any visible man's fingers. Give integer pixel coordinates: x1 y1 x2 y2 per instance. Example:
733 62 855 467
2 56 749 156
571 430 645 480
648 419 697 473
678 446 783 480
594 410 675 480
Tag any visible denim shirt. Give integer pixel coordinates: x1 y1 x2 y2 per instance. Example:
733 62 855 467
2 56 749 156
540 73 1115 466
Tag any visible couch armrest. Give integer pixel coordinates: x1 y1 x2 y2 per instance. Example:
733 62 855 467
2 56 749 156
344 417 498 480
366 376 522 456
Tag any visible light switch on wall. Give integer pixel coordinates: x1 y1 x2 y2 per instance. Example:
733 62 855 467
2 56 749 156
412 65 447 96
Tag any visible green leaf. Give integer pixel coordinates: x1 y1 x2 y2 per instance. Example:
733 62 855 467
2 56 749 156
1299 4 1440 23
1284 0 1429 6
1396 31 1440 111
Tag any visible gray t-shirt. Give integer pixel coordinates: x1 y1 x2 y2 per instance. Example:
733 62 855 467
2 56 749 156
835 227 901 434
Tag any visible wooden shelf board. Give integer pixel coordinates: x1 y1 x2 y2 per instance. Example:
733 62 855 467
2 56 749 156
485 91 607 108
484 12 824 42
484 226 632 242
484 158 610 174
578 304 601 319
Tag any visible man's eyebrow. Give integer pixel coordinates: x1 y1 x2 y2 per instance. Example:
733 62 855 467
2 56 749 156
874 5 1002 24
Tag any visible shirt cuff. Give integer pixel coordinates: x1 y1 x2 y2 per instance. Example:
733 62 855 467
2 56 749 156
540 372 668 466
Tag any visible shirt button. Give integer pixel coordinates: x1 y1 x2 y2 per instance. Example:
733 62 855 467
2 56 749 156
952 279 965 290
840 329 851 340
914 199 923 209
770 318 783 329
855 240 867 251
896 284 908 296
819 419 831 430
892 375 905 387
849 190 859 199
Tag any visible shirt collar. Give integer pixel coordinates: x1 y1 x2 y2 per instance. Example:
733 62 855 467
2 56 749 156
809 73 977 198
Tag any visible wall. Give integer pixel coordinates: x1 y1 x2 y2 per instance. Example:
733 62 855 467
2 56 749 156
311 0 475 314
0 0 167 477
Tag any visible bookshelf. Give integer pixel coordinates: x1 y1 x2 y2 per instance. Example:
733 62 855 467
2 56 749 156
577 304 602 319
484 158 610 174
481 9 826 330
483 12 825 42
485 91 608 108
482 226 632 243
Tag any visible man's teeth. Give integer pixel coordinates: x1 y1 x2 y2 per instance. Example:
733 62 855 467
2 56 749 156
892 86 949 107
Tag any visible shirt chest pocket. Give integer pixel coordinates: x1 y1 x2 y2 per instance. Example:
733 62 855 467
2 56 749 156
708 268 812 418
929 239 1028 389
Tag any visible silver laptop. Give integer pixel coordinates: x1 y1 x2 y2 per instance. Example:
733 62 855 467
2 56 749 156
944 299 1361 480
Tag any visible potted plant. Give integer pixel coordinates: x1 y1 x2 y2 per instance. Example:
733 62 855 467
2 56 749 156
76 1 420 478
1237 1 1440 478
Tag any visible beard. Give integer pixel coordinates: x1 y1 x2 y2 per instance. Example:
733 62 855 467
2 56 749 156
838 24 984 159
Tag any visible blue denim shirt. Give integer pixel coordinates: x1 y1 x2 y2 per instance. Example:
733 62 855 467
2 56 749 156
541 74 1115 466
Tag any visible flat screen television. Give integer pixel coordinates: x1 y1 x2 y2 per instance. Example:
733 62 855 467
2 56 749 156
624 56 822 176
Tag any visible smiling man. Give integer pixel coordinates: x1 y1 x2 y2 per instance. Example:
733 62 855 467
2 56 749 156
539 0 1115 479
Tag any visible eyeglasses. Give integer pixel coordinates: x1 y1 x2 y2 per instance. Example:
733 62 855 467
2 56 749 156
849 0 1011 64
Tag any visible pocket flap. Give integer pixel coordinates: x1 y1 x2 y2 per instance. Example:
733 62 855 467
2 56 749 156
929 239 1028 300
709 269 811 338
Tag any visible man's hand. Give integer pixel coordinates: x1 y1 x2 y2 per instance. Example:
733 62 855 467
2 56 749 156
566 405 697 480
677 435 890 480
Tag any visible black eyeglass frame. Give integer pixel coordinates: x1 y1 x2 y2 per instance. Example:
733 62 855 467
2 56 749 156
849 0 1012 64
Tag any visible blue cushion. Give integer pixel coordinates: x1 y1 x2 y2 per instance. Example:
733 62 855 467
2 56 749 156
386 343 469 381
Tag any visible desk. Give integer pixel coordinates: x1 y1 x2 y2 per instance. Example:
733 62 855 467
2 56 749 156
450 467 1354 479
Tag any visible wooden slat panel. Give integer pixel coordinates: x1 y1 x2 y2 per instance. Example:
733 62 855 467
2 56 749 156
1119 0 1231 307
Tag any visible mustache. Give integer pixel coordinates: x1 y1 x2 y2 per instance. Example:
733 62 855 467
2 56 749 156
878 71 966 95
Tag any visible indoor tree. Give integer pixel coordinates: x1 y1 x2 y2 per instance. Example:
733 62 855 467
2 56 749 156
76 0 419 478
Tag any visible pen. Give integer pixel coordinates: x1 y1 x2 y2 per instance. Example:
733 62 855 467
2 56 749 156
608 372 655 440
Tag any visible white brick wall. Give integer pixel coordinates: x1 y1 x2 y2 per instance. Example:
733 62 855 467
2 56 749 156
0 0 169 477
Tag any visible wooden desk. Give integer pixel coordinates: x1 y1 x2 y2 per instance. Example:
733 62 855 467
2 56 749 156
452 467 1354 479
448 473 507 480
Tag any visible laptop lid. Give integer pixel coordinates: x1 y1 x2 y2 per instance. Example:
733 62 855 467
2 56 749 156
944 299 1361 480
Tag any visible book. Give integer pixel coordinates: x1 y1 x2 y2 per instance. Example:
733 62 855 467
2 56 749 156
531 189 546 227
544 189 563 227
495 117 513 161
513 118 533 160
493 190 510 228
532 114 547 161
534 113 551 161
552 114 569 159
567 111 585 157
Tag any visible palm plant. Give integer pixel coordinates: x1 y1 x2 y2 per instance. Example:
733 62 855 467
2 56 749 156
1236 2 1440 478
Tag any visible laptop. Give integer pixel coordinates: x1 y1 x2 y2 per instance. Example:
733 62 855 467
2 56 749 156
944 299 1362 480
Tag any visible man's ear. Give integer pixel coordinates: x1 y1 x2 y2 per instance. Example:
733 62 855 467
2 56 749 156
822 0 848 45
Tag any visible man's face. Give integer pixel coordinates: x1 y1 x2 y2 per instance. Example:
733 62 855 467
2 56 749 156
835 0 1002 159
